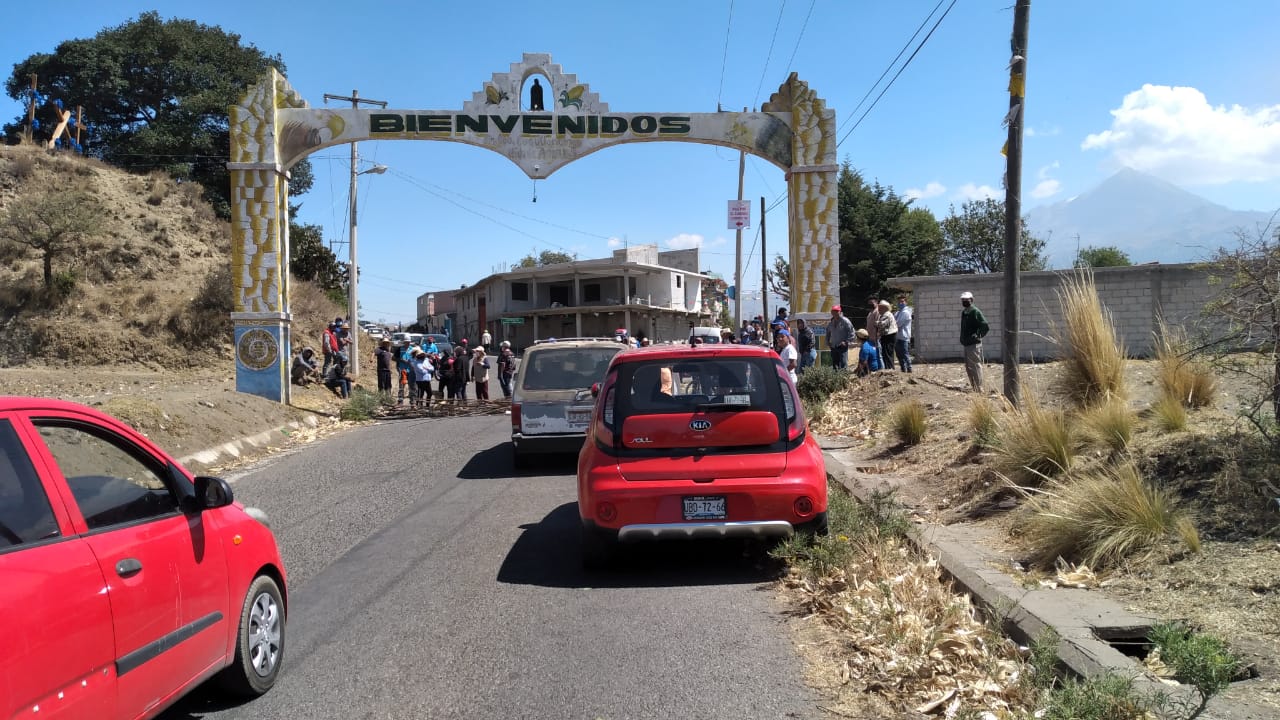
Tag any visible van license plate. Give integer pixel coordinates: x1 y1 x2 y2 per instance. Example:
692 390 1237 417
683 496 726 521
567 409 591 427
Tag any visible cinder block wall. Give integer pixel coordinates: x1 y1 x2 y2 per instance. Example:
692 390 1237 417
889 264 1213 362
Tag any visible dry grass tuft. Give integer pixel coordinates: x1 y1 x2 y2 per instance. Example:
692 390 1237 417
1056 269 1128 407
1016 461 1200 569
890 400 927 446
996 394 1081 483
1151 394 1188 432
1155 321 1216 408
1080 396 1137 452
967 397 998 448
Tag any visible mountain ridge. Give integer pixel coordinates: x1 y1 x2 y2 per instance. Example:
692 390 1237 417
1026 168 1274 267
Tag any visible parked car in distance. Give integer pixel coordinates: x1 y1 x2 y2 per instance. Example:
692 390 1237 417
510 338 626 467
576 343 827 568
0 397 287 719
424 333 454 356
689 325 724 344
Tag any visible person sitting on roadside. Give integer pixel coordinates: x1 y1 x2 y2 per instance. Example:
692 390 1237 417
291 347 321 386
324 351 352 398
855 328 882 377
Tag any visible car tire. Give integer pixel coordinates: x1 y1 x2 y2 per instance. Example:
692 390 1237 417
580 523 617 571
794 512 829 538
218 574 285 698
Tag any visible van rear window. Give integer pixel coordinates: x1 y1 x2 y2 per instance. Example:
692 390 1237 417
521 347 621 390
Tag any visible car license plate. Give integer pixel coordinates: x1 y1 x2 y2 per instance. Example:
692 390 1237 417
683 495 726 521
567 409 591 427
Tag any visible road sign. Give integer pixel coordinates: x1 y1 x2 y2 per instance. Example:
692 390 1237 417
727 200 751 230
812 326 827 336
501 317 525 325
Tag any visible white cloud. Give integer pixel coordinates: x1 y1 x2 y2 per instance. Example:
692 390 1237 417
905 181 946 201
606 237 623 248
956 183 1000 201
1031 179 1061 199
666 233 705 250
1025 126 1060 138
1030 162 1062 199
1082 84 1280 184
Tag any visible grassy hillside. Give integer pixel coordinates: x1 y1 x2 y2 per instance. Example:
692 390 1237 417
0 144 342 368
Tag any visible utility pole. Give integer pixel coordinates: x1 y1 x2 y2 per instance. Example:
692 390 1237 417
760 196 769 339
733 140 746 332
1003 0 1030 406
324 89 387 377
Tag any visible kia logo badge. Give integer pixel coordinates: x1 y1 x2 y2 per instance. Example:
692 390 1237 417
690 419 712 431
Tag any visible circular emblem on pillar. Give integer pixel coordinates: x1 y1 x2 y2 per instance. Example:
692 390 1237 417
236 328 278 371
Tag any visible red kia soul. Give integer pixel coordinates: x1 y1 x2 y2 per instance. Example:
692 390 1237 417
576 343 828 568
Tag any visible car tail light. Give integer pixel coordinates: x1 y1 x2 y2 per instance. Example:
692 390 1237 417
596 501 617 522
794 496 814 517
511 402 522 431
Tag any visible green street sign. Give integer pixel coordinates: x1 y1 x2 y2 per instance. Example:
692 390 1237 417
501 317 525 325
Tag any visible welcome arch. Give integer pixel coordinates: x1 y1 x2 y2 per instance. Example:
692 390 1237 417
228 53 838 402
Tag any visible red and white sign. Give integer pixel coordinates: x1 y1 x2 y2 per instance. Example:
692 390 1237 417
727 200 751 230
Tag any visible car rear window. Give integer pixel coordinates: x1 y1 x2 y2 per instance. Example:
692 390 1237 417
521 347 621 390
620 356 779 415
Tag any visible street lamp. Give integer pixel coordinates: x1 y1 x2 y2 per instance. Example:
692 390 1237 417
347 159 388 377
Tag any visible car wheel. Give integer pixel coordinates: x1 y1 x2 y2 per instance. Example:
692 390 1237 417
219 574 285 698
794 512 829 538
580 523 617 571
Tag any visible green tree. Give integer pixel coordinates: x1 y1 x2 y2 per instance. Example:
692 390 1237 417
838 163 944 307
515 249 575 267
289 223 343 287
1075 245 1132 268
0 184 101 292
940 197 1047 274
4 12 309 218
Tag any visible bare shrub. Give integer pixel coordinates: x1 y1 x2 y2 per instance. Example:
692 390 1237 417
12 152 37 180
1151 394 1188 432
146 171 169 206
1015 461 1200 569
1055 269 1127 407
168 265 232 349
967 397 998 448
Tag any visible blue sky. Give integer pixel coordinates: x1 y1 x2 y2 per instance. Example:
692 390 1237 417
6 1 1279 324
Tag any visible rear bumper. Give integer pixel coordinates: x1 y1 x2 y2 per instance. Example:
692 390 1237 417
618 520 794 542
512 432 586 455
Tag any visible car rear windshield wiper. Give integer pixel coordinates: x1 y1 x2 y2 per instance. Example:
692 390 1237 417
693 401 752 412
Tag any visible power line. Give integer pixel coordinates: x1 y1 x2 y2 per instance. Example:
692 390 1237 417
716 0 736 109
837 0 957 148
753 0 788 108
837 0 946 134
783 0 816 77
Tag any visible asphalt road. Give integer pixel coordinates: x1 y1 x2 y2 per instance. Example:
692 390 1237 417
161 413 821 720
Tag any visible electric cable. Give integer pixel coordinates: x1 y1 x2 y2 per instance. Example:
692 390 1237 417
753 0 788 108
837 0 946 134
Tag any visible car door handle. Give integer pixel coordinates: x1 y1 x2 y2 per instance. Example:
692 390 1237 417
116 558 143 577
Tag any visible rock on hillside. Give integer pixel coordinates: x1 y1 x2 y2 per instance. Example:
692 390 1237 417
0 145 341 369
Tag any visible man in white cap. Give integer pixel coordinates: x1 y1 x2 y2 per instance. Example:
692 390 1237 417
959 291 990 392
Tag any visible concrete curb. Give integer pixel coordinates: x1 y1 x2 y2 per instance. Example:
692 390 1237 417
821 444 1268 720
178 415 321 472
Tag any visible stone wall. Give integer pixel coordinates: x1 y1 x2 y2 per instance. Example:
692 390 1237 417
888 264 1214 362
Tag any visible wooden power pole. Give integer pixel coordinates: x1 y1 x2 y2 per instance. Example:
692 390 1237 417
760 196 769 336
1003 0 1031 406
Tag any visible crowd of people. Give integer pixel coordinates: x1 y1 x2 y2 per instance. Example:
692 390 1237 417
291 290 990 402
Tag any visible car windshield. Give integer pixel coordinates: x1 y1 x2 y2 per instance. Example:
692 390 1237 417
521 347 620 390
623 357 775 414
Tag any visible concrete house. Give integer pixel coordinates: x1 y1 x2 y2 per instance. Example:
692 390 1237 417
452 245 715 348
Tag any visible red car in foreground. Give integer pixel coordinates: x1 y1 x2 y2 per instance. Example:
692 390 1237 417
576 343 828 568
0 397 286 719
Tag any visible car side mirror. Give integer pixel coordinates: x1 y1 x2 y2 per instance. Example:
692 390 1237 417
591 382 600 398
193 476 235 510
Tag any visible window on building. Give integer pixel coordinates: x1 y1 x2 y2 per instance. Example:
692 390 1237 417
512 282 529 301
629 277 637 296
549 285 571 306
676 275 682 289
584 283 601 302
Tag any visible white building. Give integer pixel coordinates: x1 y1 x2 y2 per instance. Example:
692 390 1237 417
453 245 717 348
